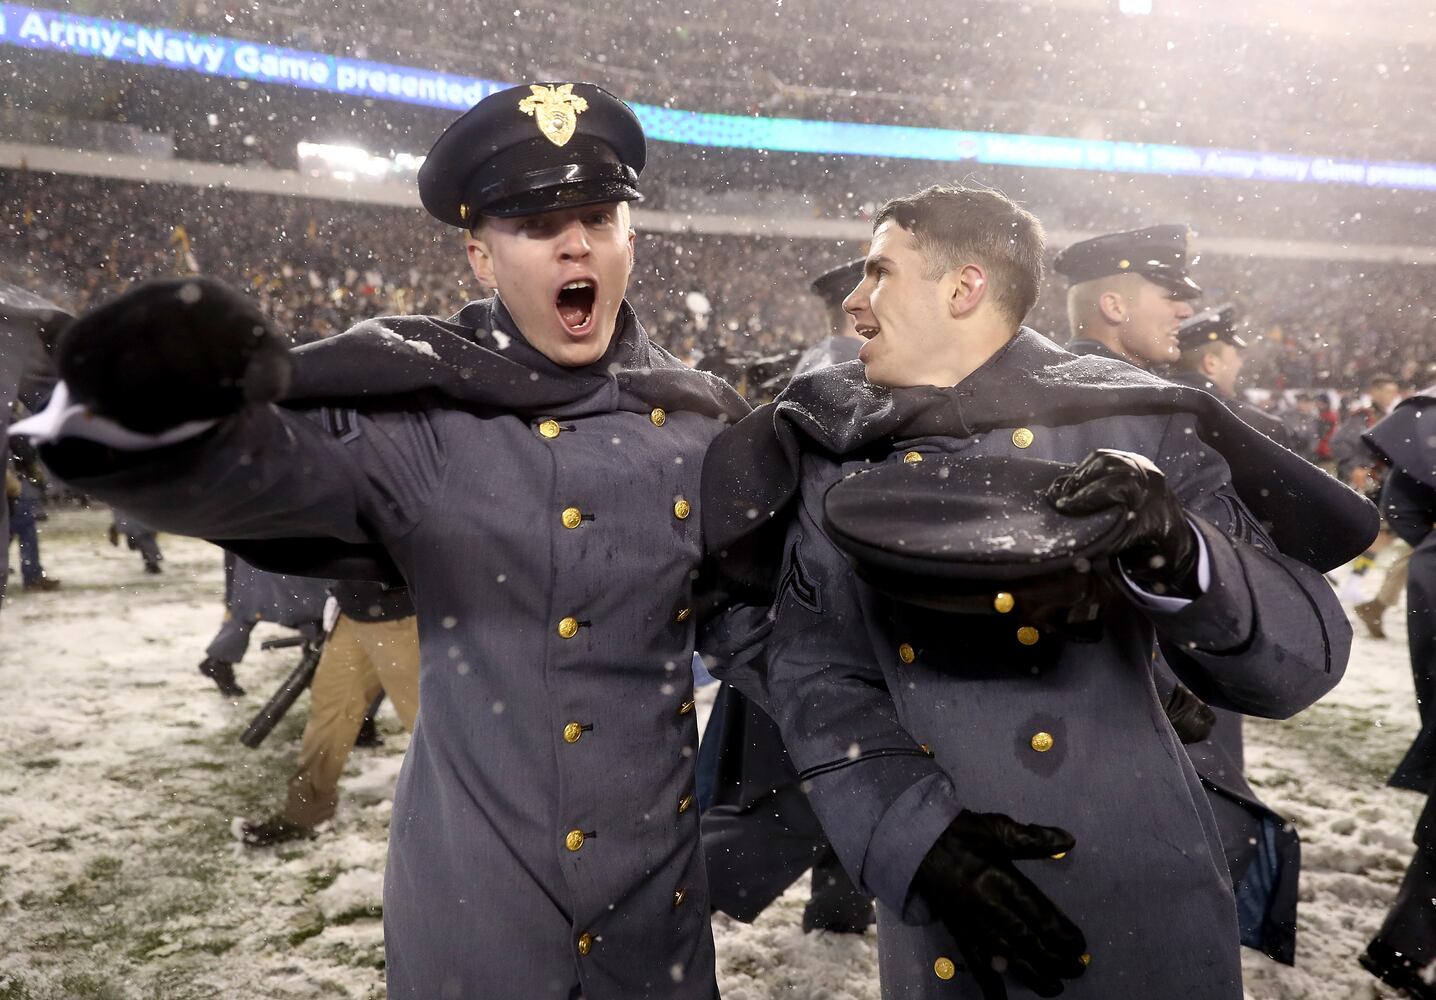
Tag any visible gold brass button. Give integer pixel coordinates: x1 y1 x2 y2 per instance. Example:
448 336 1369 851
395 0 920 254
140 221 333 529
678 794 694 814
1016 626 1040 646
565 829 585 852
678 700 696 715
934 957 956 980
673 498 692 520
1012 427 1035 449
1051 851 1068 860
563 722 583 744
538 418 561 439
459 202 471 223
561 506 583 529
558 617 580 639
577 931 593 956
650 407 667 427
675 607 692 623
993 592 1015 614
1080 953 1092 967
673 888 687 907
919 743 931 754
1031 731 1055 753
898 643 916 664
903 451 923 464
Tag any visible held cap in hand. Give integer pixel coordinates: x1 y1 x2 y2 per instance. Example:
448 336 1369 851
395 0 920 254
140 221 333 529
57 276 291 435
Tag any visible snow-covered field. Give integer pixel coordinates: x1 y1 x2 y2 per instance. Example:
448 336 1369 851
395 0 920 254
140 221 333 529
0 508 1421 998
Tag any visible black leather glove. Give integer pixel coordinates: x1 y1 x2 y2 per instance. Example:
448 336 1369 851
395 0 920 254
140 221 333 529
1046 449 1200 597
57 277 292 435
914 810 1088 999
1163 681 1217 744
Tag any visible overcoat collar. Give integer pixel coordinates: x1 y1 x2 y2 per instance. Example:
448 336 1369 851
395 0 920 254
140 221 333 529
285 296 748 423
702 328 1376 595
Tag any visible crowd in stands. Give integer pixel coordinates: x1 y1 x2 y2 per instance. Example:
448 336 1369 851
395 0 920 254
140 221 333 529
5 168 1433 407
89 0 1436 162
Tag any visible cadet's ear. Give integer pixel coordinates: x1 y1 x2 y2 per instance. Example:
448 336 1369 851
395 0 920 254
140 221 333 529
1097 289 1128 325
466 230 497 288
944 263 988 319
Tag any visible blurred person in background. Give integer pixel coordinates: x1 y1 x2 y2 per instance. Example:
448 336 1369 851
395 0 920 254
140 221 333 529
196 552 330 698
241 581 418 846
1168 304 1297 452
1361 389 1436 999
108 508 164 574
1056 227 1308 965
0 281 65 605
6 437 59 594
1057 224 1199 367
1336 375 1410 639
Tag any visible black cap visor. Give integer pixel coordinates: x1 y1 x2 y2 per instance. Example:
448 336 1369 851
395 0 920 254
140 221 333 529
475 163 641 220
1144 270 1203 301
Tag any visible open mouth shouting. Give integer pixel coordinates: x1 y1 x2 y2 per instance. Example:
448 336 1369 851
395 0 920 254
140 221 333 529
555 277 599 338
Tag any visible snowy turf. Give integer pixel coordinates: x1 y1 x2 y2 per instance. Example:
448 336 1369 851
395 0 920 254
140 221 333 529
0 508 1418 998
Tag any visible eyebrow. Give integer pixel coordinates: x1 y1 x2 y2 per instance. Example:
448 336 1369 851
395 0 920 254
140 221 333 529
864 255 894 275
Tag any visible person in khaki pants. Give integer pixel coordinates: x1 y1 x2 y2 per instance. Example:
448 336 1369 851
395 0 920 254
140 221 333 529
242 580 419 845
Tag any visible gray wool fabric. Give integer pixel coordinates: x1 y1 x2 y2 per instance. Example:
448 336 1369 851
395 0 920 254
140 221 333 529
37 301 739 998
707 352 1351 998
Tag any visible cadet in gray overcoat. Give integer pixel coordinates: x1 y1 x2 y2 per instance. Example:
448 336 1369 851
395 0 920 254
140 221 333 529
1057 232 1307 963
702 187 1370 999
16 84 746 998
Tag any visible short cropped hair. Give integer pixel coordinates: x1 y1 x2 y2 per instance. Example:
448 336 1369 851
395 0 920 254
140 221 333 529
1369 373 1398 388
1177 339 1228 375
873 184 1046 325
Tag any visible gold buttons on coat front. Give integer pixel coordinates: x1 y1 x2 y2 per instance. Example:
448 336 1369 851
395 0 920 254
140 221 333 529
1080 953 1092 967
934 957 956 980
563 722 583 744
561 506 583 529
1012 427 1035 449
1051 851 1068 860
1016 626 1040 646
558 617 580 639
673 888 687 907
678 795 694 814
898 643 916 664
678 700 696 716
675 607 692 623
577 932 593 956
993 592 1015 614
538 419 561 439
903 451 923 464
673 498 692 520
1031 731 1055 753
565 829 586 852
650 407 667 427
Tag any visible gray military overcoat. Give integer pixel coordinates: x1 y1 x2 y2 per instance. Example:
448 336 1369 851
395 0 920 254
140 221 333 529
37 298 745 999
705 332 1356 999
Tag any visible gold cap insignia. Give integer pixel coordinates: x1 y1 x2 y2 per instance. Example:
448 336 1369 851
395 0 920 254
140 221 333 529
519 84 590 148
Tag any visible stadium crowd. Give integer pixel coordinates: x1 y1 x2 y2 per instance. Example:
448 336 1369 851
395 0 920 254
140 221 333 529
4 167 1433 412
92 0 1436 162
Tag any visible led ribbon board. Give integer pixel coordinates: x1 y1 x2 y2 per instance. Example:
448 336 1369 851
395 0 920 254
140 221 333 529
4 2 1436 192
